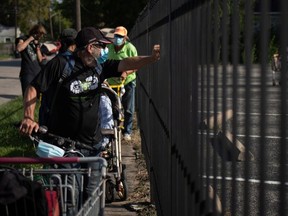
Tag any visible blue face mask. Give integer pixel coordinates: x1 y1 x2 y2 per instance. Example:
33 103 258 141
97 47 109 64
114 36 124 46
36 141 65 158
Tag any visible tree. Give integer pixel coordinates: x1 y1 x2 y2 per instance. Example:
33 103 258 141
0 0 16 27
17 0 50 34
56 0 148 31
101 0 148 30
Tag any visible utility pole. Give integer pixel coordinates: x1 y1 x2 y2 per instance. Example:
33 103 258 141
76 0 81 31
49 10 54 39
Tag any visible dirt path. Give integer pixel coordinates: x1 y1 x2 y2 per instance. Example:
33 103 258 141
104 141 138 216
104 127 156 216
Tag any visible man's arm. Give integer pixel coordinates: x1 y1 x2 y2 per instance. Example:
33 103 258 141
19 85 39 135
118 44 160 72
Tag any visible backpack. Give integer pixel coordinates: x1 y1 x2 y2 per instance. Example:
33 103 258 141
0 168 48 216
39 51 75 126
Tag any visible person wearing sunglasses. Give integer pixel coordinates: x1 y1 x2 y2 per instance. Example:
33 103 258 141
106 26 138 141
16 23 47 97
19 26 160 209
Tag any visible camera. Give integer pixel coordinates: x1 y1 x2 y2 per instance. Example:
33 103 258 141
33 34 40 40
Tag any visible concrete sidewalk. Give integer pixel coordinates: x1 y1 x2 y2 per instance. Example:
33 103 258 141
0 58 22 105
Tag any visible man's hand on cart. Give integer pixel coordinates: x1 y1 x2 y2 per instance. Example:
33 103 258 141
29 125 97 152
19 116 39 136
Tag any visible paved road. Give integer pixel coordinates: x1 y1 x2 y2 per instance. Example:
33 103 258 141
0 58 21 105
200 65 288 215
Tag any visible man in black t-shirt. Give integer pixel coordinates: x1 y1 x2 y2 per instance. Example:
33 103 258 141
19 26 160 199
20 27 160 142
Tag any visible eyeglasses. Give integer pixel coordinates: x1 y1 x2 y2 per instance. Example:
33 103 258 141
91 42 106 49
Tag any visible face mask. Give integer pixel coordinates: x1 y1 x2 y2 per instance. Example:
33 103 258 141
114 37 124 46
36 141 65 158
97 47 109 64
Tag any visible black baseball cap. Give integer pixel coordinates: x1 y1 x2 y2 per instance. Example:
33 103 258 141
75 27 112 48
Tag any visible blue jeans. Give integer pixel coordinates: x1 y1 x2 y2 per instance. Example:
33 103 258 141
122 80 136 135
58 151 102 216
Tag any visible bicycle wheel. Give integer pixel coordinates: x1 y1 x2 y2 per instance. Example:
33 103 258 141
117 164 128 201
105 179 115 203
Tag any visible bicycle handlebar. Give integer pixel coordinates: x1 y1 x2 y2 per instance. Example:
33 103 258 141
33 126 96 151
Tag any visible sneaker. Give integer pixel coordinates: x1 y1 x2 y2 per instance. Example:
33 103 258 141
123 134 131 141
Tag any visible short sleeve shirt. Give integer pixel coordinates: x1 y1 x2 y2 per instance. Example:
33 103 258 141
17 35 42 77
107 42 138 85
31 55 121 145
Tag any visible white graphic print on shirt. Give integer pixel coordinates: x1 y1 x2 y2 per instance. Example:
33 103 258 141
70 75 99 94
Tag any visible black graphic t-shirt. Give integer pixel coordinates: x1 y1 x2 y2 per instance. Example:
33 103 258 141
31 55 121 145
17 35 41 77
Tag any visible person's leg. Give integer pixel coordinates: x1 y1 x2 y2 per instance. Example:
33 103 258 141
85 160 103 215
94 94 114 151
122 80 136 137
57 159 82 216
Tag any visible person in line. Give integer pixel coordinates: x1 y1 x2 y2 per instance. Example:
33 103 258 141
19 26 160 207
16 24 47 96
107 26 138 141
271 53 281 86
58 28 78 54
38 28 78 126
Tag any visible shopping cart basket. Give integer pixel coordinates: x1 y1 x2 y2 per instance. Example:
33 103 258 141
0 156 107 216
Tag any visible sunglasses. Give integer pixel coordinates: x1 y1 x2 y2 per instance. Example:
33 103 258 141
91 42 106 49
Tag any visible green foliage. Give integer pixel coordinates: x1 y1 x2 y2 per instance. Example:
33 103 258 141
1 0 148 38
0 0 15 27
269 34 278 61
17 0 50 34
0 97 39 157
57 0 148 30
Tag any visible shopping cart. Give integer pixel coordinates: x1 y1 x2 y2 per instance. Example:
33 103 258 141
0 156 107 216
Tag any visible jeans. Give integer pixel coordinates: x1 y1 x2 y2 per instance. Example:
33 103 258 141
58 151 101 216
57 159 81 216
122 80 136 135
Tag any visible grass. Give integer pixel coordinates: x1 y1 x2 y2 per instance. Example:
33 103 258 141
0 96 39 157
0 54 13 60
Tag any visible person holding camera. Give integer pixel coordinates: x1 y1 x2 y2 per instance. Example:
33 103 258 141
16 24 47 97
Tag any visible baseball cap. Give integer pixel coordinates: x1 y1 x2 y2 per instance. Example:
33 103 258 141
75 27 112 48
60 28 77 40
114 26 128 37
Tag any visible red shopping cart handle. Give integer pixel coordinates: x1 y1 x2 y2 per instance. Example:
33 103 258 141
0 156 105 164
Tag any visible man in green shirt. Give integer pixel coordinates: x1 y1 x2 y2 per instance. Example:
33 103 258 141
107 26 138 141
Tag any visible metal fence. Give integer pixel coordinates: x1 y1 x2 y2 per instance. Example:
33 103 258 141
129 0 287 215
